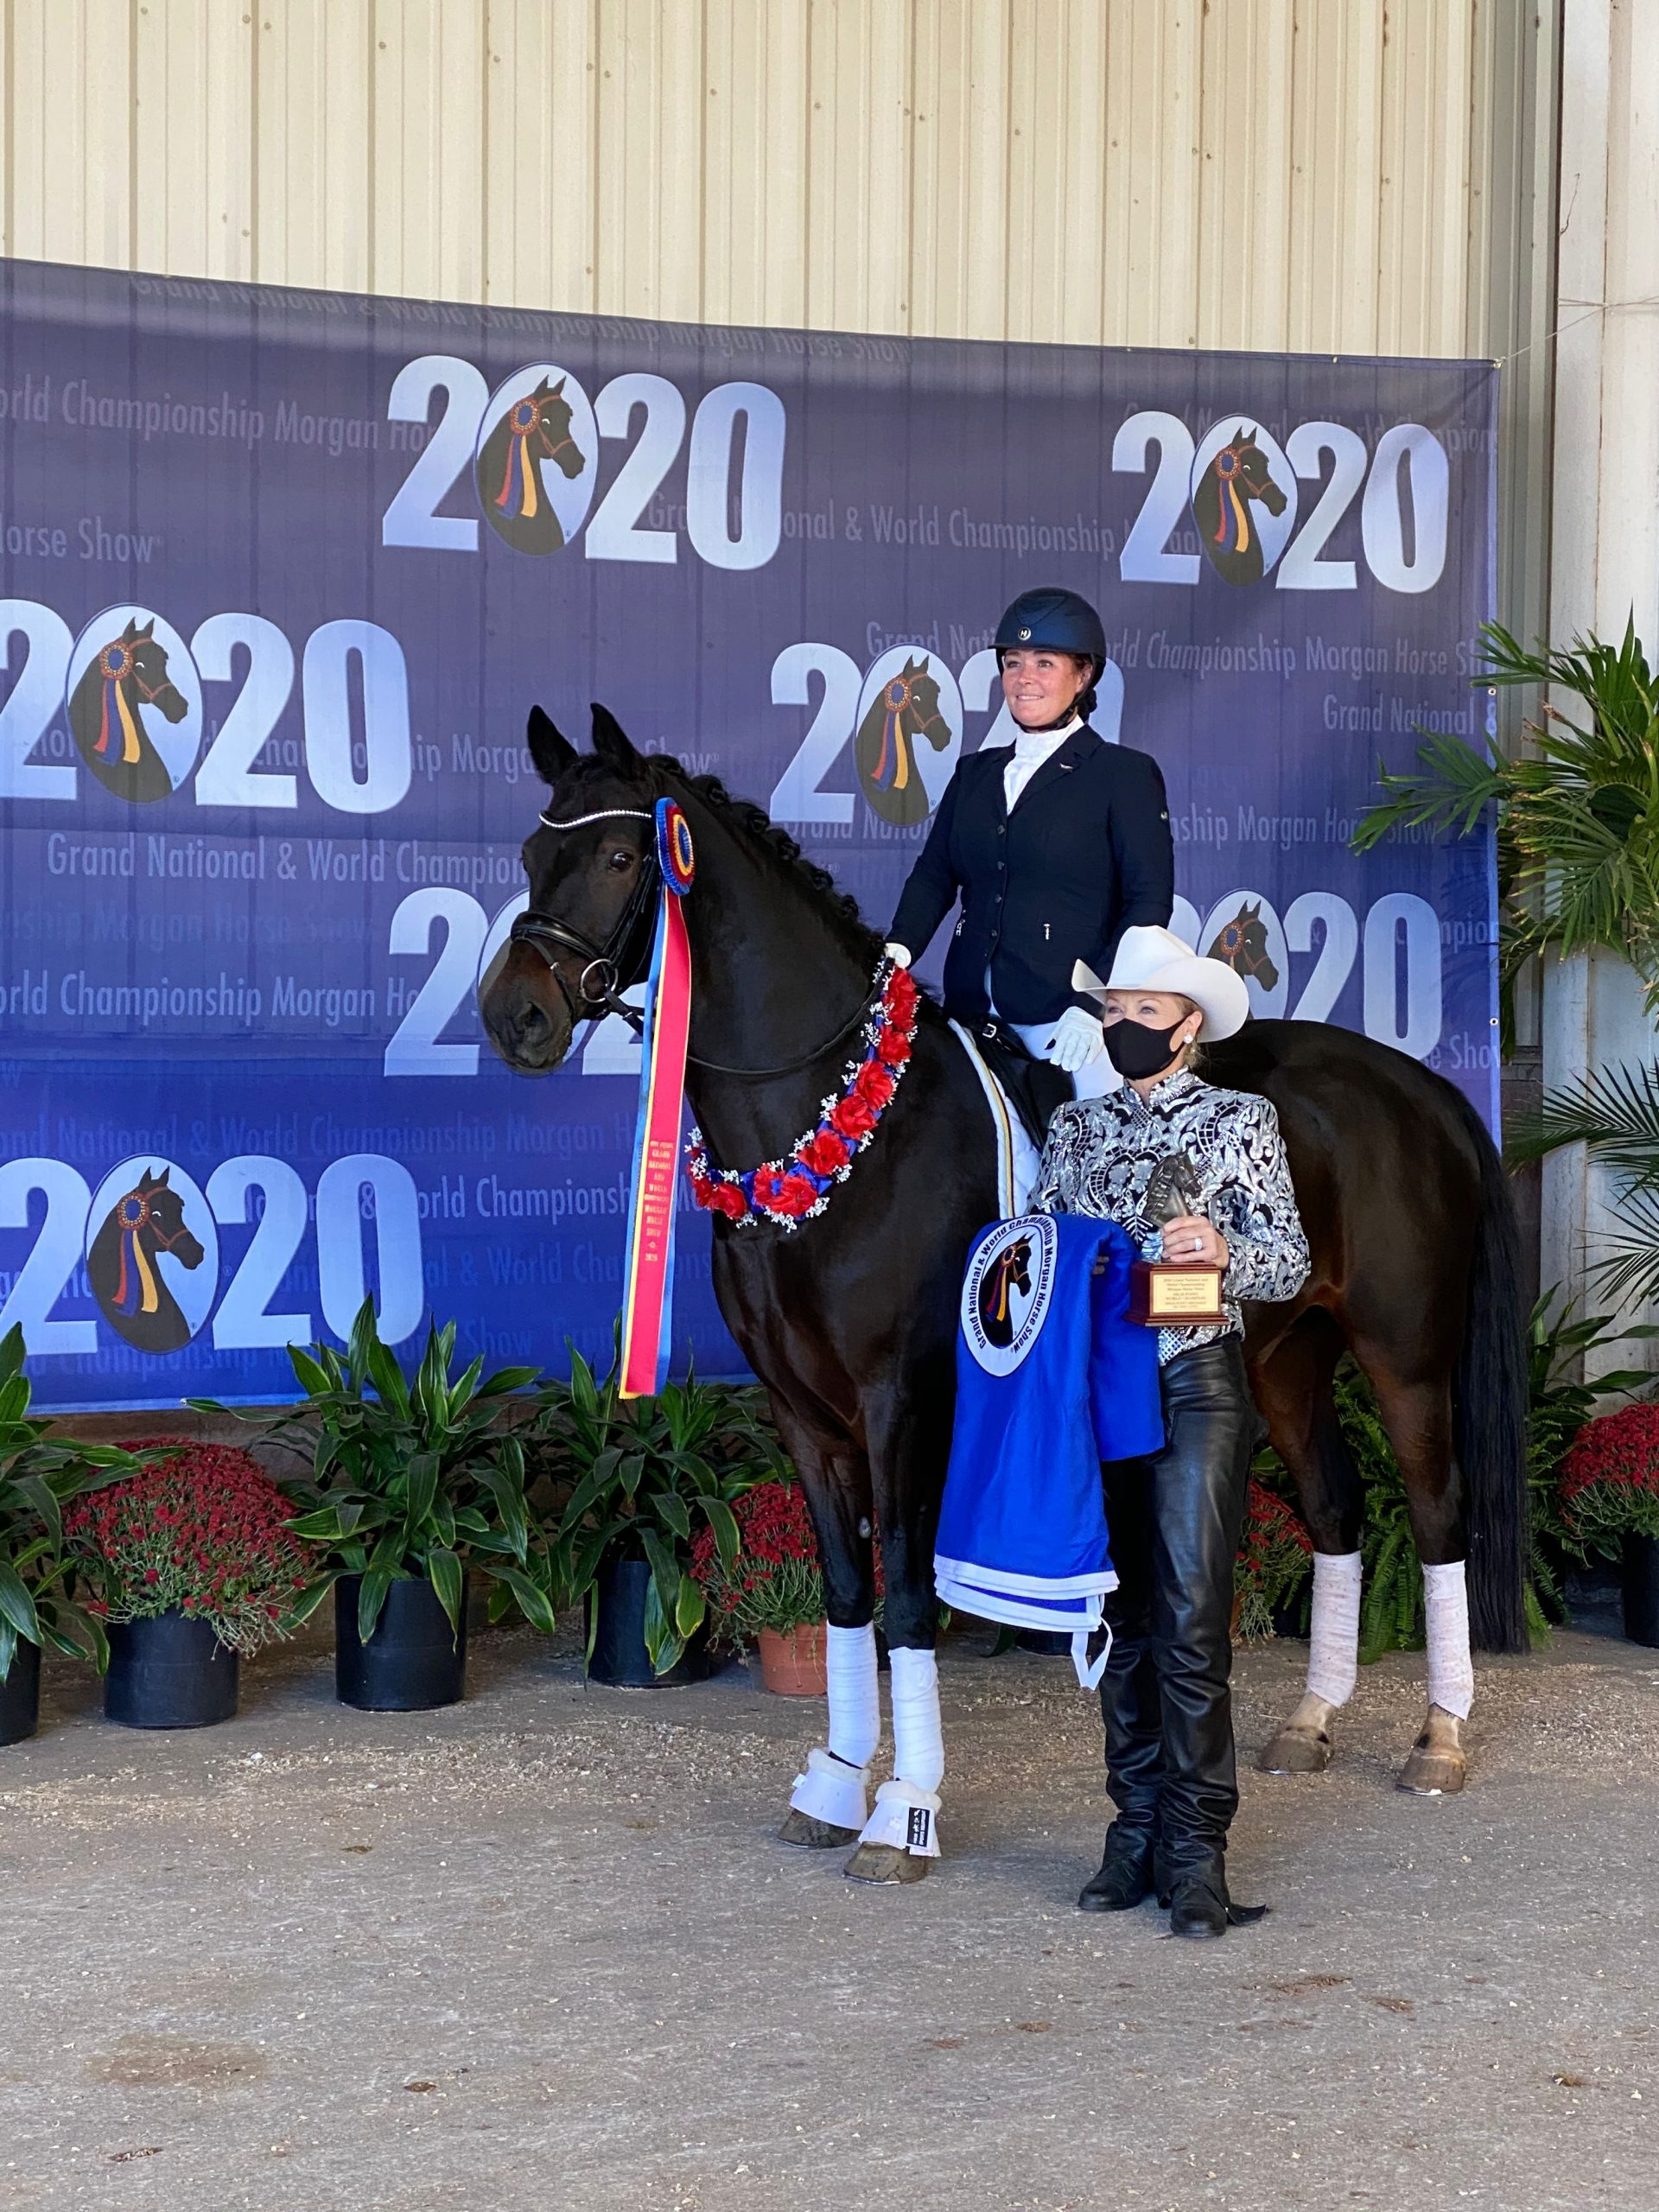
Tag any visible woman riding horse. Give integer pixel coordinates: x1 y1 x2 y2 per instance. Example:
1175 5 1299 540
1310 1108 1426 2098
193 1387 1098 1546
886 587 1173 1096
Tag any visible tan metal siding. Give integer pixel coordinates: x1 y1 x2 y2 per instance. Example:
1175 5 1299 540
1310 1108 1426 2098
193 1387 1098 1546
1 0 1512 354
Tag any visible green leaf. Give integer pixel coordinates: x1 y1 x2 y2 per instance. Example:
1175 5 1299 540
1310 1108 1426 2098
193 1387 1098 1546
674 1574 705 1640
0 1561 41 1646
491 1564 556 1635
404 1452 441 1534
428 1547 464 1634
289 1345 334 1398
696 1495 741 1575
653 1491 692 1543
357 1570 392 1645
283 1576 336 1629
365 1336 411 1420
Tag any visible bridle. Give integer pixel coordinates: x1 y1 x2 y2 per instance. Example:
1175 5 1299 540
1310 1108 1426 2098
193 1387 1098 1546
99 642 173 705
507 804 889 1080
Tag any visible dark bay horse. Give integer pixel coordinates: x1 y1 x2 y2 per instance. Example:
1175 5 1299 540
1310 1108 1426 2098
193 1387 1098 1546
853 654 953 827
68 617 188 804
476 376 586 554
1192 427 1288 586
482 706 1526 1877
87 1167 206 1353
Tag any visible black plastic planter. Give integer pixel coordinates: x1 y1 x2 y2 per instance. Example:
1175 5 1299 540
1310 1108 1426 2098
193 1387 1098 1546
0 1640 41 1746
588 1557 715 1688
1623 1533 1659 1649
105 1611 239 1729
335 1574 467 1711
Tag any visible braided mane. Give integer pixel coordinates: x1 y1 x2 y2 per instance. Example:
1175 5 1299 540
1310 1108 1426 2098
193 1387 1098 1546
557 749 884 963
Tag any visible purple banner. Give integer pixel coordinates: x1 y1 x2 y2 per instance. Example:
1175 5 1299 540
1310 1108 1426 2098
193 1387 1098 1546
0 260 1497 1409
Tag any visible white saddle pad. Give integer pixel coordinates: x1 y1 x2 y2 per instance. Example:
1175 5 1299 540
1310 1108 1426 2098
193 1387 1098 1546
948 1020 1042 1218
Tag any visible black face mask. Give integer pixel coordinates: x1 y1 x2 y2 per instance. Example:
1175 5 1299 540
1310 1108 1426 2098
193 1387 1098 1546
1103 1014 1189 1080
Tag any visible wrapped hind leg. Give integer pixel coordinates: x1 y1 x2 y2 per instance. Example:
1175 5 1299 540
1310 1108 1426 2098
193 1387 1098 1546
1258 1548 1361 1774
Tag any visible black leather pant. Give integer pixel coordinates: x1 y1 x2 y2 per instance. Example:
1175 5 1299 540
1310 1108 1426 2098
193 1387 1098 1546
1098 1338 1259 1881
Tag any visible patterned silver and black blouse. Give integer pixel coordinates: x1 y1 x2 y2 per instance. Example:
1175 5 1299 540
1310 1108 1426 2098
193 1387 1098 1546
1032 1065 1311 1364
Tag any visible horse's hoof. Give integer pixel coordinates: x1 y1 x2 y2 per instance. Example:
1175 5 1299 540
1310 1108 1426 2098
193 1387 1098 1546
779 1808 861 1849
1396 1737 1466 1796
1257 1725 1333 1775
843 1842 931 1885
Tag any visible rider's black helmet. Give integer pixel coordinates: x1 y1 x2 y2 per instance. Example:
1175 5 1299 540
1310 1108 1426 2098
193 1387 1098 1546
994 587 1107 716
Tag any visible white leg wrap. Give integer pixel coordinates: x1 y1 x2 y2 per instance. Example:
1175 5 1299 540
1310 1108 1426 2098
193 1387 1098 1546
855 1645 945 1858
1423 1560 1475 1720
887 1645 944 1793
788 1622 880 1832
825 1621 880 1770
790 1746 870 1832
1306 1549 1363 1708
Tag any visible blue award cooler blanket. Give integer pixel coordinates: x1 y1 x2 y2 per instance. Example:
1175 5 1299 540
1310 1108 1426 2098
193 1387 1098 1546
934 1214 1164 1687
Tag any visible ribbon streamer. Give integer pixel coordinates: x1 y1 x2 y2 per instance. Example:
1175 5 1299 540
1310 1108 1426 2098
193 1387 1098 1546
619 799 696 1399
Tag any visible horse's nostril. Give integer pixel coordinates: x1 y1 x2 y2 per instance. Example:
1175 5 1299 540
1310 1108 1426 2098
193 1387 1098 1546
519 999 549 1040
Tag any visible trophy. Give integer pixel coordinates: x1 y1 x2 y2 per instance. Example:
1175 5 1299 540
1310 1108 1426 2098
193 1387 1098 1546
1128 1149 1227 1326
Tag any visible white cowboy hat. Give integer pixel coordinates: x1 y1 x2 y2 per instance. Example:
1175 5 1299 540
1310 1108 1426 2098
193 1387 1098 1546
1072 925 1249 1041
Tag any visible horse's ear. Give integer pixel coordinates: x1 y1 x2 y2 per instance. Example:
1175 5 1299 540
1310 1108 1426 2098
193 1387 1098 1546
550 375 566 396
526 704 576 785
902 653 918 676
155 1166 170 1186
137 618 155 639
590 703 643 774
1246 899 1261 918
121 617 138 641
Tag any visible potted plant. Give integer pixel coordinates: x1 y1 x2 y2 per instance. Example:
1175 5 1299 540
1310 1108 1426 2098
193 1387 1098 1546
1560 1402 1659 1646
204 1300 553 1711
690 1474 836 1694
65 1439 309 1729
0 1327 128 1745
1232 1478 1313 1644
540 1347 769 1685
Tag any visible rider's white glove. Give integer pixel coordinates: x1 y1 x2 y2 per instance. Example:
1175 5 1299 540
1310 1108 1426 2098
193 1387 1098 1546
883 942 912 969
1046 1005 1105 1073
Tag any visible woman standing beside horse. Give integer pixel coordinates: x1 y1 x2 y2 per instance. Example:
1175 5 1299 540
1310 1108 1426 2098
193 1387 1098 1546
1035 926 1311 1938
886 588 1174 1096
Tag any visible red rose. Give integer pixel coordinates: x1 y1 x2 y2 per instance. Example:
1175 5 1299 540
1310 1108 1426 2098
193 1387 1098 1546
885 967 918 1021
761 1171 820 1219
797 1128 851 1176
875 1027 912 1067
707 1181 747 1221
830 1093 877 1141
854 1062 895 1111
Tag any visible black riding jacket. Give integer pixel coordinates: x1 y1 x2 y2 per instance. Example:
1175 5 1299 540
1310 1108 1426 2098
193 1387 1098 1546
887 726 1175 1027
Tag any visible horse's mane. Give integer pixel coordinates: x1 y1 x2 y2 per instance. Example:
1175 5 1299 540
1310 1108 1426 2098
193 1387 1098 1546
559 751 885 964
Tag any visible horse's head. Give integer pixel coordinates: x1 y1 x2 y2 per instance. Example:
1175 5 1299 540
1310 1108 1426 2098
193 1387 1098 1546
111 618 188 725
480 704 658 1073
1208 899 1280 989
528 375 584 481
113 1168 205 1270
1221 427 1287 517
901 658 951 753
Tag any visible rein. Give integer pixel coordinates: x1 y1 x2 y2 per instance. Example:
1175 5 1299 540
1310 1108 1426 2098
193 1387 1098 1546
513 804 889 1080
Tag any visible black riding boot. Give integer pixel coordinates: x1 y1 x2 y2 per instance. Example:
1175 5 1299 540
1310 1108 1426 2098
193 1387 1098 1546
1100 1339 1265 1934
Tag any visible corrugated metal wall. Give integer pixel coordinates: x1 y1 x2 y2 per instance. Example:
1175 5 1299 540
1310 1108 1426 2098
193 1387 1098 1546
0 0 1516 359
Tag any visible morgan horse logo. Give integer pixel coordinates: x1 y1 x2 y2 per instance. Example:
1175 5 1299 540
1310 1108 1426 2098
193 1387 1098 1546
854 655 952 828
976 1235 1033 1349
67 617 189 804
87 1167 207 1353
476 375 587 553
1192 426 1289 586
1207 899 1281 992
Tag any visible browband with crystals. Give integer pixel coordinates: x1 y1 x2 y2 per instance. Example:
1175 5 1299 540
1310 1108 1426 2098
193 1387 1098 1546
538 806 653 830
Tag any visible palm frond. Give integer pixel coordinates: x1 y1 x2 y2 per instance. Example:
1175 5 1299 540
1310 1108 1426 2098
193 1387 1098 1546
1583 1179 1659 1311
1511 1061 1659 1185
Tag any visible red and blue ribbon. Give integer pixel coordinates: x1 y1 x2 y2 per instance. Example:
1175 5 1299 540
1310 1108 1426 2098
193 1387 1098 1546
619 800 696 1399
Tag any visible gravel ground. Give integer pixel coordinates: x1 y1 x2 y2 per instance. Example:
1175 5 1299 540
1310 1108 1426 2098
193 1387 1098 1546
1 1623 1655 2212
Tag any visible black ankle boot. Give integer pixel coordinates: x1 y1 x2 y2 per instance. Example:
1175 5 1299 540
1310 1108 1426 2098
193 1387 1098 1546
1077 1825 1154 1913
1162 1857 1268 1940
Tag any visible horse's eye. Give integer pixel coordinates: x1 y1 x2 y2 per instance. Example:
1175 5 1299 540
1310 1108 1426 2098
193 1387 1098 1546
607 849 633 873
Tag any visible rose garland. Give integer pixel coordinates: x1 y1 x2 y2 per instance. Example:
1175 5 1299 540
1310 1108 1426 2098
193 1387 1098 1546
685 958 919 1230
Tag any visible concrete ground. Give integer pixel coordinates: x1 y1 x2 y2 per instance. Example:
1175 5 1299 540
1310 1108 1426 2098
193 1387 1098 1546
0 1622 1654 2212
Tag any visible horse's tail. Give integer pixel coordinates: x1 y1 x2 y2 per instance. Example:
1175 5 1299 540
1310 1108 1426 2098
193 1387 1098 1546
1451 1090 1529 1653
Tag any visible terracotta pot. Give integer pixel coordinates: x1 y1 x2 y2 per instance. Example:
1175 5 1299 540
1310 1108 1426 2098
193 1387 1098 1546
756 1620 829 1696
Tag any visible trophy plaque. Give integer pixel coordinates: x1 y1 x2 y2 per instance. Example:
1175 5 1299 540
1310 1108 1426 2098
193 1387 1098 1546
1128 1150 1227 1327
